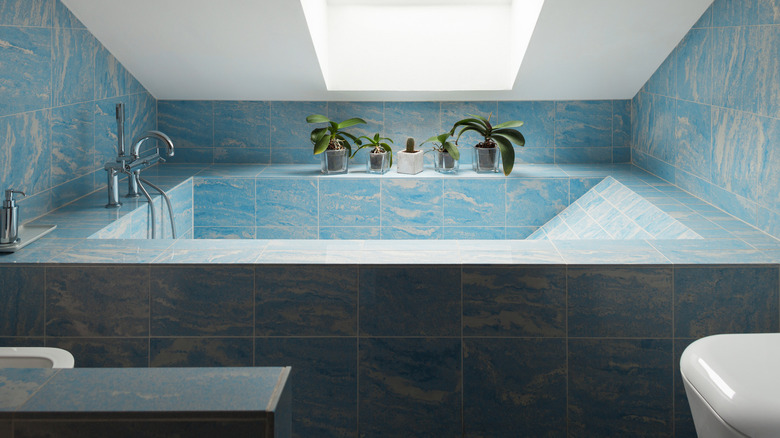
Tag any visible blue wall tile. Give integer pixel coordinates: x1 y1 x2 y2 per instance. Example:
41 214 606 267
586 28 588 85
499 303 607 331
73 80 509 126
506 178 569 226
0 110 51 194
645 46 677 97
256 337 357 437
52 28 96 106
359 337 460 437
568 266 673 337
47 337 148 367
319 226 380 239
256 265 358 336
379 225 442 240
555 147 613 164
674 266 779 337
194 178 255 227
359 266 460 336
712 27 758 114
613 100 632 147
676 28 712 104
0 27 51 117
442 179 505 226
319 178 380 226
150 338 253 367
51 102 94 186
497 101 555 149
442 226 505 240
463 266 566 337
712 0 753 27
270 101 327 163
256 178 318 226
214 101 270 150
46 266 149 337
0 0 52 26
674 100 711 180
327 101 384 143
568 339 673 437
384 101 441 148
95 43 142 100
463 338 566 437
555 101 613 148
381 179 443 226
158 100 213 150
54 0 84 29
150 266 254 337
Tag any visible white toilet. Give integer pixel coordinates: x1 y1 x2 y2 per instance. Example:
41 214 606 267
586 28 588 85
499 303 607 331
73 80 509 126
680 333 780 438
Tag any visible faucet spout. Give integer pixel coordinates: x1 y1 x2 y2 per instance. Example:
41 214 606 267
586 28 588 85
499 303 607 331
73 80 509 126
131 130 175 160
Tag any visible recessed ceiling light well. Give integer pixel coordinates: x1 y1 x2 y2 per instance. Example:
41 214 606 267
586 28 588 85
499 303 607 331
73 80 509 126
300 0 545 91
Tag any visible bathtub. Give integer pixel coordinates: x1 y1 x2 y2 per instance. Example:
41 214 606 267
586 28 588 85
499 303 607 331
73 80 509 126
0 347 75 368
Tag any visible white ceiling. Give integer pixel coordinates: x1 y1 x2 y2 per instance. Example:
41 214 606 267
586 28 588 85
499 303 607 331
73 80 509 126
62 0 712 101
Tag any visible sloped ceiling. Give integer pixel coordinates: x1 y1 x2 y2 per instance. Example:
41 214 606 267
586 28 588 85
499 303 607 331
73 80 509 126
62 0 712 101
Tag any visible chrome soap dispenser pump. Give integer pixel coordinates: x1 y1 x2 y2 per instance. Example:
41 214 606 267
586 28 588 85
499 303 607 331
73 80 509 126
1 189 26 244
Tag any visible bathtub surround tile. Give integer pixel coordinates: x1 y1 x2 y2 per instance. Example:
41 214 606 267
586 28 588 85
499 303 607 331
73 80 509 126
0 368 58 410
676 28 712 105
0 111 51 195
555 101 613 148
50 102 95 186
0 266 44 337
0 0 52 26
506 178 569 226
52 27 96 107
0 27 52 117
270 101 327 164
194 226 256 239
158 100 214 150
214 101 270 150
150 338 253 367
255 337 357 438
318 226 380 240
255 178 318 227
442 226 506 240
497 101 555 149
379 225 443 240
442 179 505 226
463 338 566 437
674 266 780 337
674 338 699 438
150 266 254 336
46 266 149 337
568 339 673 437
674 101 712 180
383 101 441 149
152 248 261 264
46 338 149 368
359 337 461 437
327 101 383 144
255 265 358 336
359 266 460 336
255 226 319 240
319 178 380 226
462 266 566 337
381 178 443 227
194 178 255 228
568 266 673 338
94 43 143 100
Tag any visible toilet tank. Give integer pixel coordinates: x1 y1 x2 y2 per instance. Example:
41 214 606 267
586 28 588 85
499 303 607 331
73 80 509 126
680 334 780 438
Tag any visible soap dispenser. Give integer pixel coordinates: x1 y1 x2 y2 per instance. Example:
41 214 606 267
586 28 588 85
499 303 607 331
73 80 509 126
1 189 25 244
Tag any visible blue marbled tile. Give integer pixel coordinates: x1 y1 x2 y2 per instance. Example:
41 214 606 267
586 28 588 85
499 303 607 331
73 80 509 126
54 0 84 28
194 226 255 239
632 94 650 154
150 265 254 336
568 339 673 437
0 0 52 26
255 178 317 226
555 147 613 164
128 91 157 146
255 337 356 437
614 147 631 163
570 177 604 203
442 226 505 240
256 226 318 239
270 101 327 155
441 101 498 153
646 45 676 97
213 147 270 163
442 179 505 226
674 266 779 337
0 27 51 117
380 178 443 226
713 0 751 26
150 338 253 367
383 102 441 150
46 337 149 367
516 147 555 164
167 182 193 236
359 266 459 336
319 226 380 239
46 266 149 337
319 178 380 226
0 267 44 337
675 101 712 180
751 26 780 119
676 28 712 104
568 266 673 337
648 95 676 164
327 101 384 142
693 3 713 28
555 101 613 148
194 178 255 227
269 147 321 165
52 28 96 106
157 100 214 149
167 147 213 163
712 27 758 114
463 266 565 337
214 101 270 150
359 337 460 437
496 101 554 149
757 205 780 238
506 178 568 226
463 338 566 437
152 248 261 264
0 368 58 410
94 43 143 100
193 164 264 178
611 100 631 147
50 102 94 186
756 0 780 24
674 339 698 438
711 107 763 203
379 226 442 239
256 265 357 336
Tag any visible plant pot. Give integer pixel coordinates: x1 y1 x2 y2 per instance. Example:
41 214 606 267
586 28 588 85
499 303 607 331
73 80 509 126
367 150 390 174
434 150 458 174
473 146 500 173
397 150 424 175
320 148 349 174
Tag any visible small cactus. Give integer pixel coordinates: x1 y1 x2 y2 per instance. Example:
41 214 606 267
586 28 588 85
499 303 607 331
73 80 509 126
405 137 416 153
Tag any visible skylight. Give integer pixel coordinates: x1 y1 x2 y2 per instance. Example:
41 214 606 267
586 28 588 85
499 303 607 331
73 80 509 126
300 0 545 91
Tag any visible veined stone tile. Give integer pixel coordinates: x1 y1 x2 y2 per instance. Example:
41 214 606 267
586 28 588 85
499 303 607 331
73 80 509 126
50 103 94 186
555 101 613 148
54 0 84 29
214 101 270 150
381 179 443 226
213 147 270 164
270 101 327 152
0 0 52 26
0 27 51 117
676 28 712 104
158 101 214 149
52 28 96 107
194 178 255 227
0 266 44 337
94 43 142 100
0 111 51 195
442 179 505 226
327 101 383 142
555 147 613 164
0 368 57 410
193 226 256 239
255 178 317 226
497 101 555 149
319 178 380 226
152 248 260 264
442 226 505 240
506 178 569 226
613 100 632 147
318 226 380 240
150 337 253 367
384 101 441 150
255 226 318 239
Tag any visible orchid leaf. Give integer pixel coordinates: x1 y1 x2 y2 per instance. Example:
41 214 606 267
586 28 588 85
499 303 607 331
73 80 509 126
306 114 330 124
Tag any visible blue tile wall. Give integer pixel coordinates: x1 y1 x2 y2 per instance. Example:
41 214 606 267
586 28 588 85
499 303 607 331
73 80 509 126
0 0 156 224
633 0 780 239
159 99 631 166
3 263 779 436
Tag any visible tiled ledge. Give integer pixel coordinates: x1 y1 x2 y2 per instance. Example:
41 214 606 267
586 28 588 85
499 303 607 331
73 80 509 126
2 163 779 265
